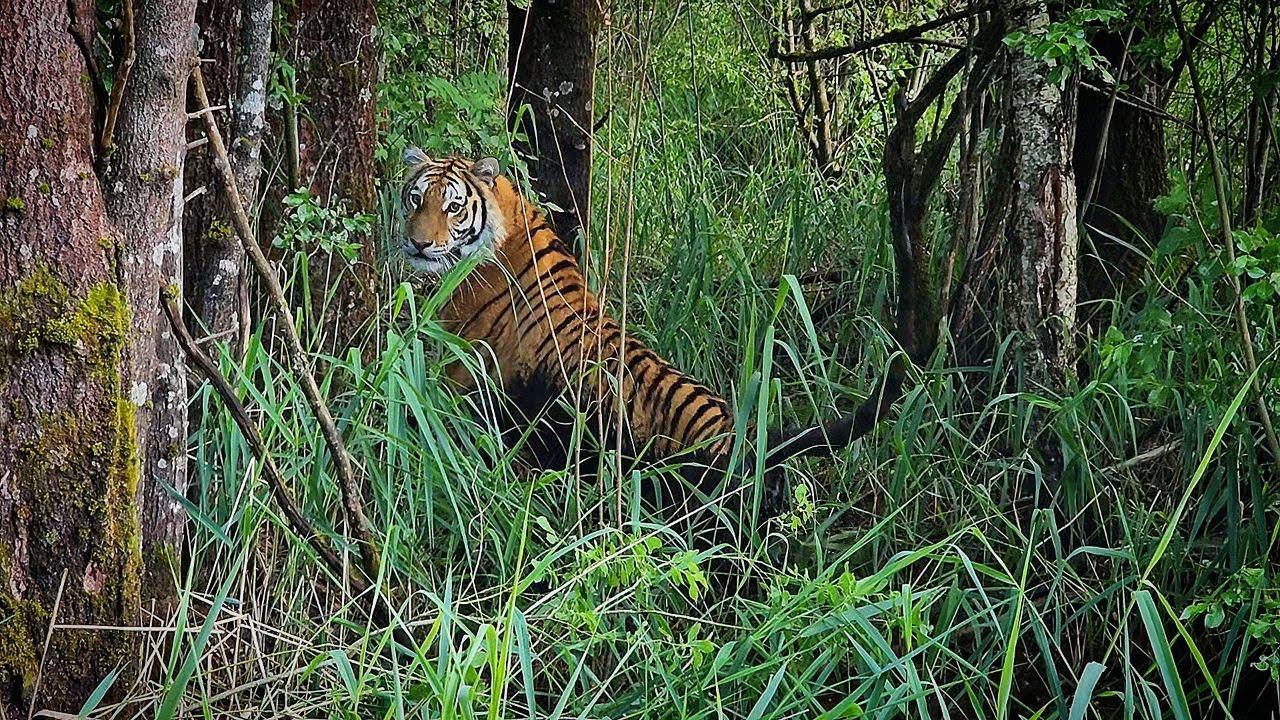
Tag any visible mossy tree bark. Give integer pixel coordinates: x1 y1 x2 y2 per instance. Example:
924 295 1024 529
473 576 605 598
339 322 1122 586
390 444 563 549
267 0 379 352
507 0 603 245
0 0 195 712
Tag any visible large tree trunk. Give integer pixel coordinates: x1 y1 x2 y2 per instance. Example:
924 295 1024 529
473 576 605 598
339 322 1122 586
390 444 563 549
1074 29 1169 304
507 0 603 244
271 0 379 352
184 0 272 354
0 11 132 705
0 0 194 711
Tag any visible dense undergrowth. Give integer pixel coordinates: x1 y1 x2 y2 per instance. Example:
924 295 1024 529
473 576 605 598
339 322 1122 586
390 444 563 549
144 2 1280 718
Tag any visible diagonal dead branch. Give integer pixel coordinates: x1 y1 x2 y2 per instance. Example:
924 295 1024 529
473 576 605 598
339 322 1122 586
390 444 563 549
188 65 383 580
163 289 415 649
160 289 355 590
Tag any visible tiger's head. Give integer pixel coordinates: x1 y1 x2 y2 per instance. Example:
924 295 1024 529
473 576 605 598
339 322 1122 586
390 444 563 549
399 149 507 274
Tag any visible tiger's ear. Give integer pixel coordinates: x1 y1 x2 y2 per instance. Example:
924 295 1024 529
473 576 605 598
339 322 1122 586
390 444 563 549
470 157 500 187
403 146 429 167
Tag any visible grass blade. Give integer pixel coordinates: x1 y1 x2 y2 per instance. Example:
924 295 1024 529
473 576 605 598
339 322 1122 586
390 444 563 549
1136 590 1190 720
1068 662 1106 720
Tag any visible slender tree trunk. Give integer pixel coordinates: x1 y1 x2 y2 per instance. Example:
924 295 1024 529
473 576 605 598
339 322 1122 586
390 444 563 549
781 0 840 177
1242 2 1278 224
184 0 242 301
1004 1 1079 387
185 0 272 355
1001 0 1080 493
270 0 379 352
106 0 198 601
507 0 603 243
0 0 195 711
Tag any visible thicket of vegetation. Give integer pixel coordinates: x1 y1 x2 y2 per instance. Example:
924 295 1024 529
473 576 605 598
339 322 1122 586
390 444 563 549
2 0 1279 717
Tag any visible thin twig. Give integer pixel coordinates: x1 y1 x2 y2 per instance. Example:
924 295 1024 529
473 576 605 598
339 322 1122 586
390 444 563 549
186 105 228 119
1161 3 1220 106
1079 27 1134 224
28 570 67 720
188 65 383 580
67 0 106 136
1170 0 1280 465
801 0 859 21
1102 440 1182 474
160 289 355 590
99 0 134 155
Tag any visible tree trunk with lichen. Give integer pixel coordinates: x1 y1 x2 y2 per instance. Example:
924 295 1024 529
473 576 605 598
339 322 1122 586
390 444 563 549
107 0 198 604
1006 10 1079 387
507 0 603 244
184 0 272 355
0 0 194 712
1001 0 1080 494
267 0 378 352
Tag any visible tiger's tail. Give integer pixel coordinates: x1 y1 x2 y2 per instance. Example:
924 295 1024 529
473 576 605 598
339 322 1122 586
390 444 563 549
761 366 903 467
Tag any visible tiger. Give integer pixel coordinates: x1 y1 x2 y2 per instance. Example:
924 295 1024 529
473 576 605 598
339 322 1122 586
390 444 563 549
398 150 899 517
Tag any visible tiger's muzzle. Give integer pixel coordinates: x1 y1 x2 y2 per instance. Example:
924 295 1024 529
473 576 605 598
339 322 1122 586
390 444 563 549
401 238 461 274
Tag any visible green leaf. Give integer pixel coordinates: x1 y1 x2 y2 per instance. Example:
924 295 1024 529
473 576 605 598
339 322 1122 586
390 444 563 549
1136 590 1191 720
156 550 246 720
746 661 789 720
76 668 121 719
1067 661 1105 720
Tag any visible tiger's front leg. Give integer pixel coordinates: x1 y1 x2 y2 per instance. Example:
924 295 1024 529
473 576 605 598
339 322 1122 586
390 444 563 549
443 340 528 396
444 359 479 392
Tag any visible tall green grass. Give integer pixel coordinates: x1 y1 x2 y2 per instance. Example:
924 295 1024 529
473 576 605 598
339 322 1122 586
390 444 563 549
116 3 1279 717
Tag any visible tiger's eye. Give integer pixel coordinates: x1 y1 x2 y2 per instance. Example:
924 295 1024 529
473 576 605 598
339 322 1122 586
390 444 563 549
446 201 463 215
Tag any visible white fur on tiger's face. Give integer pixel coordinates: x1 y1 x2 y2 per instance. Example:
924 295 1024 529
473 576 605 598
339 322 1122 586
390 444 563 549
399 149 506 274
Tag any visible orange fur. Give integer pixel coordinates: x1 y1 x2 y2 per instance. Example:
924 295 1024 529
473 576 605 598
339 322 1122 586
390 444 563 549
403 158 734 460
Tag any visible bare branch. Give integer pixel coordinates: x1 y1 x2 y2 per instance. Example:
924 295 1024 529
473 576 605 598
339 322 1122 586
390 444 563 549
99 0 135 155
770 3 996 63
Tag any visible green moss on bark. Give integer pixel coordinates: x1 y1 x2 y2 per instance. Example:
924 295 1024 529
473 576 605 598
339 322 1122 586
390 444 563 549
0 265 142 702
206 220 234 248
107 397 144 604
0 596 46 699
0 265 130 377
